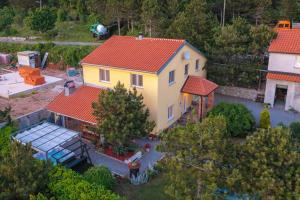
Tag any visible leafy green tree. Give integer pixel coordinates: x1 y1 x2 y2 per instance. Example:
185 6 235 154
25 8 57 32
106 0 125 35
76 0 88 21
0 7 14 31
231 127 300 199
159 116 232 199
259 107 271 129
0 125 16 156
249 24 276 56
279 0 299 20
49 166 120 200
141 0 163 37
290 122 300 142
0 142 51 200
84 166 116 190
92 82 155 148
166 0 216 50
208 102 255 137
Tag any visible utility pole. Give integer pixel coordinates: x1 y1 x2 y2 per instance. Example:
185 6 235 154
222 0 226 27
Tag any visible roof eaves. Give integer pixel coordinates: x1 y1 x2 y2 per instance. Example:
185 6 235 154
184 40 207 58
80 63 157 74
157 42 186 75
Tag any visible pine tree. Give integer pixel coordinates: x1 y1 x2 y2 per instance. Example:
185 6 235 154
259 107 271 129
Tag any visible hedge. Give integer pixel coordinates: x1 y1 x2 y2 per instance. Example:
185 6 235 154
0 42 96 68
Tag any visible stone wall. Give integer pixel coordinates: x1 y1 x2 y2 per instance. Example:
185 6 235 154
15 109 51 129
216 86 258 101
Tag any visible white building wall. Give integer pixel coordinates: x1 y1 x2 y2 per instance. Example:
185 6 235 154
268 53 300 74
264 79 300 112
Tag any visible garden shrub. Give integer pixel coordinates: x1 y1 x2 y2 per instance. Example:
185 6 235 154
25 7 57 32
49 166 120 200
208 102 255 137
259 108 271 129
290 122 300 142
0 7 14 31
83 166 116 190
57 9 68 22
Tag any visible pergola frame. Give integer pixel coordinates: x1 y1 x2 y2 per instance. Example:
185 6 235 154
12 121 91 165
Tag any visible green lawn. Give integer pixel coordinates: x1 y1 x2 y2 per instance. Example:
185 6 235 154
115 174 171 200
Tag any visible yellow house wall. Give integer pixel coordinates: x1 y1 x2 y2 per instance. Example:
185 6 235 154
82 65 159 132
156 45 207 133
82 44 207 134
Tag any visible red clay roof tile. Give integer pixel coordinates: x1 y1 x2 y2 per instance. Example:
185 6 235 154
46 86 101 124
80 35 185 73
181 75 218 96
267 72 300 83
268 29 300 54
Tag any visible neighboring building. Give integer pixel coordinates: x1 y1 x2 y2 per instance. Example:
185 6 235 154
264 29 300 112
47 35 218 136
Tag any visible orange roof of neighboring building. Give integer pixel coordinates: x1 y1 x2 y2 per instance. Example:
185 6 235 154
46 86 102 124
181 75 218 96
267 72 300 83
81 35 186 73
268 29 300 54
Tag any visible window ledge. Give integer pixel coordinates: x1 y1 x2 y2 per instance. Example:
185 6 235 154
168 116 174 122
132 85 144 89
169 81 175 86
100 80 110 83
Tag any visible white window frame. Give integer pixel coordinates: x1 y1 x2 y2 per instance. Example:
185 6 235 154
295 56 300 68
131 74 143 88
195 59 200 71
99 69 110 82
169 70 175 85
168 105 174 121
184 64 189 76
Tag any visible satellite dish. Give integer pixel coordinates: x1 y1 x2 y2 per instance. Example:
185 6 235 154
183 51 190 60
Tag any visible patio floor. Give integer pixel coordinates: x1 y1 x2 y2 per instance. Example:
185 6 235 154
215 94 300 126
86 138 164 177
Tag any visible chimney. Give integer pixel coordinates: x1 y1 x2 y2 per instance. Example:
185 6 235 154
138 32 144 40
64 80 76 96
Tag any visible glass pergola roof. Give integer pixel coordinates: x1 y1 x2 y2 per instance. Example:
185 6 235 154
13 122 79 153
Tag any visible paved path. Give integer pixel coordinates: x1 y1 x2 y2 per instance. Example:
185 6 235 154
0 39 101 46
215 94 300 126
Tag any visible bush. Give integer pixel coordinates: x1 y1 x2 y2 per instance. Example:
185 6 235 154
0 42 95 67
290 122 300 142
208 102 255 137
0 6 14 31
25 8 57 32
57 8 67 22
49 166 120 200
259 108 271 129
83 166 116 190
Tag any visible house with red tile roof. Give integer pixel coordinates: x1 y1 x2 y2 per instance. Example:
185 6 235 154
264 29 300 111
47 35 218 136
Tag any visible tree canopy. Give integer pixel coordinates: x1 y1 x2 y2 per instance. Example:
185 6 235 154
92 82 155 148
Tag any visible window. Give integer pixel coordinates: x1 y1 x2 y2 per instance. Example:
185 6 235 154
184 64 189 76
99 69 110 82
168 105 174 120
169 70 175 85
295 56 300 68
195 59 200 71
131 74 143 87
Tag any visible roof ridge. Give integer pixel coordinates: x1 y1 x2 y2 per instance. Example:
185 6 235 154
112 35 185 42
